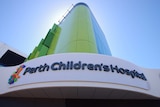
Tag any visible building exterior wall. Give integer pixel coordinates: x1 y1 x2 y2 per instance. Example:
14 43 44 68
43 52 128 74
0 2 160 103
27 3 111 60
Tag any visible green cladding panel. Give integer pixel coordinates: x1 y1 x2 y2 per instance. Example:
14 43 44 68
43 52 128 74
38 45 48 57
27 47 38 60
43 29 54 48
37 39 44 51
47 25 61 55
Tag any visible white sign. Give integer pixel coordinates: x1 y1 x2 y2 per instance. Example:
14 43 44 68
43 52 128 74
8 53 149 90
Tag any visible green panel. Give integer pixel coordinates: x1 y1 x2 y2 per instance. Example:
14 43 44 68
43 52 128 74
47 26 61 54
76 41 90 52
28 47 38 60
51 24 57 33
77 6 89 40
89 43 98 53
38 45 48 57
27 39 44 60
76 6 98 53
34 51 40 58
43 30 54 48
65 41 76 52
57 42 76 53
37 39 44 51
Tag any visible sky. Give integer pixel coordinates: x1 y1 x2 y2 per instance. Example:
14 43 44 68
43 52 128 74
0 0 160 69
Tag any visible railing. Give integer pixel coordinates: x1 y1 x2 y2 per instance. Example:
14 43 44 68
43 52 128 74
58 4 74 25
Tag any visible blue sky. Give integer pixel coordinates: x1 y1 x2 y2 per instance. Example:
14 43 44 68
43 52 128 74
0 0 160 69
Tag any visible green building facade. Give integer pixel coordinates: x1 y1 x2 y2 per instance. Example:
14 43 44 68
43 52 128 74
27 3 111 61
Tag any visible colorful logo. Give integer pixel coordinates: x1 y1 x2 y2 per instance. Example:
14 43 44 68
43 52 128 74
8 65 26 85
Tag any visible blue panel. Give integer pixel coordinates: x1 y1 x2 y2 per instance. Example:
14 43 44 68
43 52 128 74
90 11 112 56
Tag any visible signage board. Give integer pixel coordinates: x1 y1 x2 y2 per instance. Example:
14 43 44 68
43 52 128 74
8 53 149 90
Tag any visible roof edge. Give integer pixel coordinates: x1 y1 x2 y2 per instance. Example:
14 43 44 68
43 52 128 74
74 2 89 8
